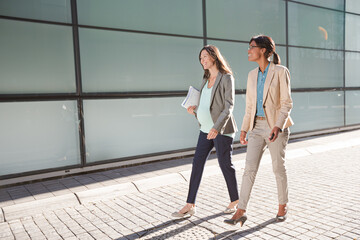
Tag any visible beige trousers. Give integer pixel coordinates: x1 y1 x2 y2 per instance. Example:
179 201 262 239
238 119 290 210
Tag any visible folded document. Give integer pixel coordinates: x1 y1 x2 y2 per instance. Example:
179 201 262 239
181 86 200 109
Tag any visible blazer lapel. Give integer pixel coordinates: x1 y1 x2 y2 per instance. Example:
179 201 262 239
210 72 223 104
250 68 258 109
263 62 275 103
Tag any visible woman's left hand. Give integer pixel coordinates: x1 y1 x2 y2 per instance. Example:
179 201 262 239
207 128 218 140
269 126 281 142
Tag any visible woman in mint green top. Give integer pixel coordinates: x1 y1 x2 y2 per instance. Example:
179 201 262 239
172 45 239 218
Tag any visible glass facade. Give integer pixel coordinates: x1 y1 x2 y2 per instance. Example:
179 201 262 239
0 0 359 179
0 19 76 94
0 101 81 176
79 28 203 92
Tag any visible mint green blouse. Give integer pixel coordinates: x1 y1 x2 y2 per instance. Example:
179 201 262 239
197 84 235 139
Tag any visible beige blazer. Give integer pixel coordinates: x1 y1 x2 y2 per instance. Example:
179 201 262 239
241 62 294 132
195 72 238 134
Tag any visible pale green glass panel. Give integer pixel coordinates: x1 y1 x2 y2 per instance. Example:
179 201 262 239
345 52 360 87
289 2 344 49
0 0 72 23
289 47 343 88
346 0 360 14
292 0 344 10
291 91 344 132
83 98 199 163
84 96 245 162
206 0 286 44
346 91 360 125
0 101 81 176
0 19 76 94
234 94 246 140
208 41 286 90
80 28 203 92
77 0 202 36
345 13 360 51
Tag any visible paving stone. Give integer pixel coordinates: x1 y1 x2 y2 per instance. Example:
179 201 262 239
140 221 215 239
2 193 80 221
0 208 4 223
132 173 186 192
76 182 138 204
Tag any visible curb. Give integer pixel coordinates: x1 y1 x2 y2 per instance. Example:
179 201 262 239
0 208 4 223
75 182 138 204
2 193 80 222
132 173 186 192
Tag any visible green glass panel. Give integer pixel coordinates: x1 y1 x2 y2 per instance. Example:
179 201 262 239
0 19 76 94
0 0 72 23
77 0 203 36
208 41 286 90
345 52 360 87
0 101 81 176
83 95 245 163
345 13 360 51
346 0 360 14
206 0 286 44
292 0 344 10
289 47 343 88
79 28 203 92
83 98 199 162
288 2 344 49
291 91 344 132
346 91 360 125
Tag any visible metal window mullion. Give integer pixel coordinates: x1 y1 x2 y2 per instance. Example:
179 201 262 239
202 0 207 46
71 0 86 167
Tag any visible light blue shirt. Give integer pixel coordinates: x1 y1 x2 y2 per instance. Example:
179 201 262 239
256 62 270 117
197 84 235 138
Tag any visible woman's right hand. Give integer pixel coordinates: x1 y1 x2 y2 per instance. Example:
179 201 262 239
240 131 248 145
187 106 197 115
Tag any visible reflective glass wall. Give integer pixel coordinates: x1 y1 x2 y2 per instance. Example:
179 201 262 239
1 0 359 179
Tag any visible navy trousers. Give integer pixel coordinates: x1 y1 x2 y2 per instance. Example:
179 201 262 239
186 131 239 203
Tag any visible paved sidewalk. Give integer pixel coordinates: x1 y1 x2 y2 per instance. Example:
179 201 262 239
0 129 360 239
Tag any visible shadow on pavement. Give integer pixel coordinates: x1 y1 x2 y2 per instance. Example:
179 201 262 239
118 212 277 240
119 212 225 239
217 218 277 239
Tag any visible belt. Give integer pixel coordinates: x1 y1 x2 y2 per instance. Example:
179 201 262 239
255 116 266 120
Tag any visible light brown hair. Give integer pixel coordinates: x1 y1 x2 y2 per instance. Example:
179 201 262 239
199 45 233 79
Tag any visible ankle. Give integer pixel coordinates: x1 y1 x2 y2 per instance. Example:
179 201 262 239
232 208 245 219
236 208 246 215
186 203 195 208
279 204 287 210
278 204 287 214
228 200 239 207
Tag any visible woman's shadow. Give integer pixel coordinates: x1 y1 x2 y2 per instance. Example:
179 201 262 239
119 212 278 239
217 218 278 239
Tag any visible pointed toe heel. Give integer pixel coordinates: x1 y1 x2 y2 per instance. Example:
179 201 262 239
224 214 247 226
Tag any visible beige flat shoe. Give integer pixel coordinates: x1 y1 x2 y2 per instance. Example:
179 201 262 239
171 207 196 218
223 207 236 214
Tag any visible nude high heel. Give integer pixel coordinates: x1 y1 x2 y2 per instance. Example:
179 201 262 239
224 213 247 226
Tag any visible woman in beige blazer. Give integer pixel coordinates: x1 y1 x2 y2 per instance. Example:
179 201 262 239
225 35 294 226
172 45 239 218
